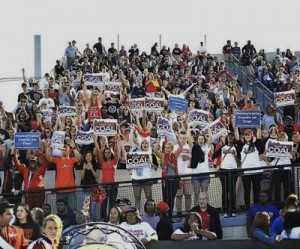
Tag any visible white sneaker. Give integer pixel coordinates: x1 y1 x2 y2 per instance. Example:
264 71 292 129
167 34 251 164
231 213 237 217
222 213 229 218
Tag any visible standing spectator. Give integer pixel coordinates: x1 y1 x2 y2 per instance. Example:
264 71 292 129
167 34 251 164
269 132 292 205
65 41 77 70
94 135 119 221
249 212 277 246
190 130 213 202
222 40 233 65
198 41 207 54
93 37 106 60
12 150 49 209
247 190 279 235
172 44 182 56
131 139 158 211
54 60 64 80
78 151 100 221
120 207 158 246
242 40 257 60
232 42 241 59
156 201 173 240
189 192 223 239
46 142 81 211
175 131 193 217
235 128 262 209
0 201 28 249
13 203 40 241
83 43 94 61
212 132 240 217
28 214 63 249
18 83 35 104
154 139 183 217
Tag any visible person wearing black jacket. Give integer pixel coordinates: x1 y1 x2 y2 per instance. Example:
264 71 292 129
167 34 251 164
189 192 223 239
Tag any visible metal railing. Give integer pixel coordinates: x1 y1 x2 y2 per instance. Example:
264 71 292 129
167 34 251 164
1 164 299 220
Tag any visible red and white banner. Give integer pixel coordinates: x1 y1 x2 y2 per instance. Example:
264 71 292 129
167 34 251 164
274 90 296 107
75 130 94 145
145 97 165 112
126 152 151 169
93 119 117 136
83 73 104 87
127 98 145 112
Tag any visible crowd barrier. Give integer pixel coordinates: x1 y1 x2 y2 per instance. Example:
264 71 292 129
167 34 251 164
145 239 300 249
1 164 299 219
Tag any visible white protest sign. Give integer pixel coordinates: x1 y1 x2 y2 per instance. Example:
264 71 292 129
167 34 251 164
93 119 117 136
75 130 94 145
188 109 209 127
58 106 77 117
51 131 65 149
145 97 165 112
83 73 104 87
126 152 151 169
274 90 296 107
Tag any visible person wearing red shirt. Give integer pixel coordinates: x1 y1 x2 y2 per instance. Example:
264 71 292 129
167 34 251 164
145 73 160 96
0 201 28 249
95 135 119 220
12 149 49 209
46 140 81 212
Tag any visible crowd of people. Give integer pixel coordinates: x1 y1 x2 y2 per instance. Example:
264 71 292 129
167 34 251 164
0 37 300 248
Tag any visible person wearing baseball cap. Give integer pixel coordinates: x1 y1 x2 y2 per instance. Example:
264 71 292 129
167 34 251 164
11 148 49 209
234 126 262 209
120 207 158 245
156 201 173 240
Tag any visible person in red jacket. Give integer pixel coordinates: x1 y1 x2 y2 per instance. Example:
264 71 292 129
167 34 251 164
0 201 28 249
12 148 49 209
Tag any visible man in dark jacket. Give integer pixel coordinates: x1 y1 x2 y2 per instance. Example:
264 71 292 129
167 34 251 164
189 192 223 239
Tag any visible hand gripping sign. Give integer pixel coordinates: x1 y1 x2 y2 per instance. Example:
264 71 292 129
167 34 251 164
126 151 151 169
83 73 104 87
265 140 293 158
76 130 94 145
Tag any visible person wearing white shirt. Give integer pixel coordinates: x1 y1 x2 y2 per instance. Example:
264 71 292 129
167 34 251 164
120 207 158 246
198 41 207 54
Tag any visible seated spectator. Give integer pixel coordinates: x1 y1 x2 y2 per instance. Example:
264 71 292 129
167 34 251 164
156 201 173 240
13 203 40 241
120 207 158 246
247 190 279 235
55 199 76 229
142 199 160 231
41 203 52 218
280 210 300 239
189 192 223 239
28 214 63 249
171 212 217 241
107 206 123 225
30 208 44 229
249 212 277 246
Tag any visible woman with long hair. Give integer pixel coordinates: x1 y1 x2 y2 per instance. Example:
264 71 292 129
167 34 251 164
107 206 123 225
171 212 217 241
154 140 183 217
78 151 100 221
212 132 240 217
131 139 158 211
13 203 41 241
235 127 262 208
249 212 276 245
190 129 213 203
281 210 300 239
28 214 63 249
94 135 119 221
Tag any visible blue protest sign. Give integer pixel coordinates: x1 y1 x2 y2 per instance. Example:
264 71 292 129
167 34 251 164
169 96 188 113
234 110 261 128
15 132 40 150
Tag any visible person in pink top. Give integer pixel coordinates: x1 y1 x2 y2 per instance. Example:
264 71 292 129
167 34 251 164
95 135 119 221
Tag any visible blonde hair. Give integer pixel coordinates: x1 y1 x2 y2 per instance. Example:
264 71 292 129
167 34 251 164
42 214 63 246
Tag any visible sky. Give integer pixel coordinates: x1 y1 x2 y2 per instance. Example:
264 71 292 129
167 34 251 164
0 0 298 111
